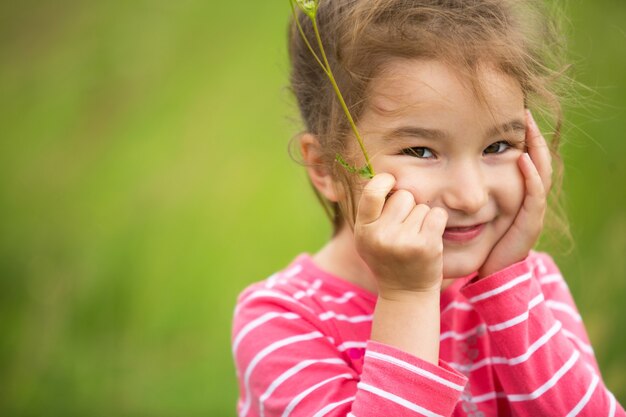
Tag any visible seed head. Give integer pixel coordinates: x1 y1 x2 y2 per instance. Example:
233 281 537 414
294 0 319 18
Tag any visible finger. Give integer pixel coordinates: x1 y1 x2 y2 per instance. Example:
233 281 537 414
525 110 553 192
379 189 416 224
518 153 547 213
420 207 449 238
510 153 546 245
403 203 431 232
356 173 396 225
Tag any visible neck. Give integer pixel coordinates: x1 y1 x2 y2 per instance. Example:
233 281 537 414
314 224 378 293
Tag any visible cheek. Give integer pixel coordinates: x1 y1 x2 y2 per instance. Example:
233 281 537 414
390 168 440 204
496 164 525 215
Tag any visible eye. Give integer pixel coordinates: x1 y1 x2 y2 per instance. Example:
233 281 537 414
399 147 435 159
483 141 512 155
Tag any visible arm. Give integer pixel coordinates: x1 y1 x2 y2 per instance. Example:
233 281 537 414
233 168 468 416
460 253 624 416
466 112 623 415
354 173 448 365
232 287 467 417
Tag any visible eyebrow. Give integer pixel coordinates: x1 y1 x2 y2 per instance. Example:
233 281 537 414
386 119 527 141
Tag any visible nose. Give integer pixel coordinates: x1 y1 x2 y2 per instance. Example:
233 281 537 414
441 161 489 214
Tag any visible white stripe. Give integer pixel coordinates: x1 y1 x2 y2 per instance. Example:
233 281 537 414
449 357 493 373
319 311 373 323
265 273 280 288
259 358 345 417
281 374 354 417
337 341 368 352
488 294 544 332
294 279 323 300
449 321 563 373
235 289 314 316
358 382 443 417
240 332 323 417
365 351 465 391
562 329 594 354
441 301 473 314
233 312 300 355
288 277 312 288
464 391 506 403
264 265 303 289
566 372 599 417
293 289 314 299
508 349 580 401
535 257 548 274
347 413 357 417
321 291 357 304
545 300 582 322
504 321 562 366
609 391 617 417
539 273 566 286
283 264 303 278
468 271 532 303
440 324 486 342
488 313 529 332
311 396 356 417
528 293 544 309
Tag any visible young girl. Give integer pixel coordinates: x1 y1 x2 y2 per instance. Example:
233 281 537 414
232 1 625 416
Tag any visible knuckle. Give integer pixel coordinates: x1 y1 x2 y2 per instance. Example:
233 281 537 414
366 173 394 192
360 187 382 202
368 230 389 252
411 236 426 250
409 237 441 258
395 244 414 260
394 189 415 204
430 207 448 221
374 172 395 183
425 241 443 258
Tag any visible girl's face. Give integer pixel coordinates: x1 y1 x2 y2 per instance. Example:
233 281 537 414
355 59 527 278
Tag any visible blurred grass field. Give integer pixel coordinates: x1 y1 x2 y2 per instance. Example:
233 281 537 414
0 1 624 416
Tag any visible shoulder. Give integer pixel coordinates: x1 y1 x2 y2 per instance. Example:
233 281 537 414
233 254 376 327
232 254 376 367
234 255 318 320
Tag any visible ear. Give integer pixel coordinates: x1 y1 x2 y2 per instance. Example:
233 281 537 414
300 133 340 202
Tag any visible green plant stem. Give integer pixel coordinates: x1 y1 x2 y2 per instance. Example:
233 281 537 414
310 17 375 176
289 1 328 75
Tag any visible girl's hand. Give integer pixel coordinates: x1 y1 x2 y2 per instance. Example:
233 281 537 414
354 173 449 298
478 110 552 277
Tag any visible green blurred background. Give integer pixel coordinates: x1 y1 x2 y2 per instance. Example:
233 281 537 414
0 1 624 416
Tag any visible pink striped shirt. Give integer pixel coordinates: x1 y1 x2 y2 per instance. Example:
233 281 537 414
232 252 624 416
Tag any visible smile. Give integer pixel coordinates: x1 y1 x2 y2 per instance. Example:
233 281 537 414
443 223 485 242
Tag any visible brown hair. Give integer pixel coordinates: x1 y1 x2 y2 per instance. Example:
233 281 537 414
288 0 571 238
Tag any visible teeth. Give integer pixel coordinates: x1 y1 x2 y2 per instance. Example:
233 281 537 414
448 226 475 231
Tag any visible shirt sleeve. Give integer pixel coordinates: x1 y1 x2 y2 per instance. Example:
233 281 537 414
460 253 625 417
232 288 468 417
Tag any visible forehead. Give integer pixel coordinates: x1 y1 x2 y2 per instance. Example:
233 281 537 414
366 59 524 122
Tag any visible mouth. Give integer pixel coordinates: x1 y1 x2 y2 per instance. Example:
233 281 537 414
443 223 486 242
